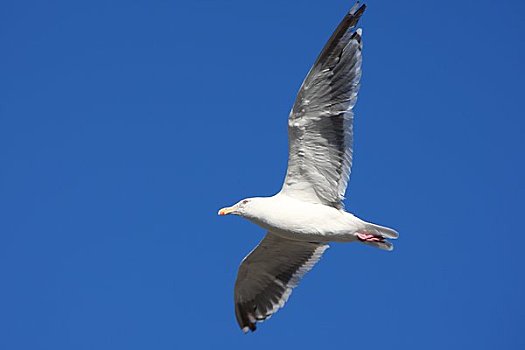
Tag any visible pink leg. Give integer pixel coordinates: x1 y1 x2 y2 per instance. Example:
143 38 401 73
356 232 385 243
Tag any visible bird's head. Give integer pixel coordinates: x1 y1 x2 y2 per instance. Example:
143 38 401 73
218 198 256 217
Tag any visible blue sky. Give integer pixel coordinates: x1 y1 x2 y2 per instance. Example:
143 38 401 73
1 0 524 348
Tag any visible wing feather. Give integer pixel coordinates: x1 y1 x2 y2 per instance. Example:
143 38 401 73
234 233 328 332
281 3 365 208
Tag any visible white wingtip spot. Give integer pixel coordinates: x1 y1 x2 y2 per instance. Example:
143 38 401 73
356 28 362 36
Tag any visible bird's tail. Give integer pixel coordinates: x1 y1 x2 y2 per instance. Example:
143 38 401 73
358 222 399 251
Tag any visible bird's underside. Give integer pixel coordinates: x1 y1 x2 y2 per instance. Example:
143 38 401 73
218 2 398 333
231 195 398 332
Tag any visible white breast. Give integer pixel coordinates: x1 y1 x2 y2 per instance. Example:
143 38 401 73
245 194 365 241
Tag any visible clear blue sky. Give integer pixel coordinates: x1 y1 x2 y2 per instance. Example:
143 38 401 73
1 0 524 349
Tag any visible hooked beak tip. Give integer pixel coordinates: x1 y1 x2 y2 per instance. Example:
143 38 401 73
218 207 231 216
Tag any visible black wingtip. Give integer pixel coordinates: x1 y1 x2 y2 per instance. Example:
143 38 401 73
236 302 257 333
350 2 366 18
350 28 363 43
240 322 256 334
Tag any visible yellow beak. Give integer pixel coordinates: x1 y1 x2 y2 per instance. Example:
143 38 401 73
218 206 235 216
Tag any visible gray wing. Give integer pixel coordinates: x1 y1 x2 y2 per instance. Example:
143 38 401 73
281 3 365 209
234 233 328 333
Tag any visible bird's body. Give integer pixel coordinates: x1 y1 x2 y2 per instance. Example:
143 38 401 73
218 2 398 333
240 194 387 244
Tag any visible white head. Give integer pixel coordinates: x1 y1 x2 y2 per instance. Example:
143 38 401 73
218 198 259 218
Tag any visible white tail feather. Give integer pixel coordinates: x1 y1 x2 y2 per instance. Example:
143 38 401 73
365 222 399 239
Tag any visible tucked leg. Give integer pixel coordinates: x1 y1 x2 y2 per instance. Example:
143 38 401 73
356 232 385 243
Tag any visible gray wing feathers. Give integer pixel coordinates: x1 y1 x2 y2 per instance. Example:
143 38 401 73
282 3 365 208
234 233 328 332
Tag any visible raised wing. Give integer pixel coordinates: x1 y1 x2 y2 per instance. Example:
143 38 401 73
281 3 365 208
234 233 328 332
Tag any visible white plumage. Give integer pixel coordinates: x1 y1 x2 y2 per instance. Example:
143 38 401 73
218 2 398 333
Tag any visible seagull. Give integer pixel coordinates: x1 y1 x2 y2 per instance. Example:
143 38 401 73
218 2 397 333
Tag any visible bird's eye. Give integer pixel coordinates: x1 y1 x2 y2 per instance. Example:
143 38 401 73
242 200 249 205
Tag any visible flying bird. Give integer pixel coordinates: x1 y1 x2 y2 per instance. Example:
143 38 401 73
218 2 397 333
